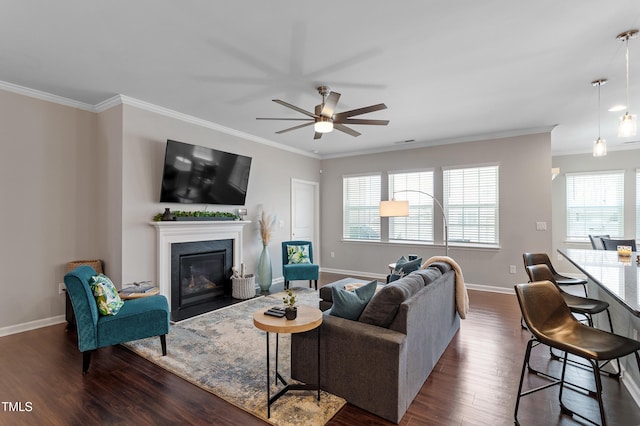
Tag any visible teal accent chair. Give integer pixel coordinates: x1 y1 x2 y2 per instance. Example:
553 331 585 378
281 240 319 290
64 265 170 374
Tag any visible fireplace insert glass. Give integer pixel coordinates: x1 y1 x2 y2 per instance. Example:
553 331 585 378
170 239 233 321
179 252 225 306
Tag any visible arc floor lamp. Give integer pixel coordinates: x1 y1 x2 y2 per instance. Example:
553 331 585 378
379 190 449 257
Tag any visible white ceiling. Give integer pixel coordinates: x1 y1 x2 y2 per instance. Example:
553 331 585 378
2 1 640 158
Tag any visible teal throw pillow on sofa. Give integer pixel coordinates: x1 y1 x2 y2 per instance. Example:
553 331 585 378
287 244 311 264
329 279 378 320
389 257 422 282
89 274 124 316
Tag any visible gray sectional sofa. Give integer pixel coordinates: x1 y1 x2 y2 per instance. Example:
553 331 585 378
290 262 460 423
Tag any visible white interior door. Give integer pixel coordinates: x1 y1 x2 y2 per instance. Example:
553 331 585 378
291 179 319 261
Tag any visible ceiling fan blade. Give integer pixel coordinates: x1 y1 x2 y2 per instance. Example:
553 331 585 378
275 122 314 134
314 132 323 140
334 103 387 120
337 118 389 126
334 123 361 137
320 91 340 118
273 99 318 118
256 118 313 121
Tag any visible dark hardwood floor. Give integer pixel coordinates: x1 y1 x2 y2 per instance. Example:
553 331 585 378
1 272 639 425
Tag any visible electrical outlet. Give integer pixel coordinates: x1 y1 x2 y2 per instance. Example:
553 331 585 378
536 221 547 231
509 265 517 274
634 329 638 340
330 251 335 258
58 283 66 294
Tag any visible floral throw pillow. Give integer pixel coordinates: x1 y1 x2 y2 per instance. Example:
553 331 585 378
287 244 311 264
89 274 124 316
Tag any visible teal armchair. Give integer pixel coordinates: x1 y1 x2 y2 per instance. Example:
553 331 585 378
281 240 319 290
64 265 170 374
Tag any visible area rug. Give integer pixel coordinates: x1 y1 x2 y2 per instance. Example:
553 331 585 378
123 288 345 426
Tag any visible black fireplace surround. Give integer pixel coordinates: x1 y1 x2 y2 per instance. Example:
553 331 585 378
170 239 233 321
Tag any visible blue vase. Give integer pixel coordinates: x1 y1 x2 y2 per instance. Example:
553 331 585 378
257 244 272 292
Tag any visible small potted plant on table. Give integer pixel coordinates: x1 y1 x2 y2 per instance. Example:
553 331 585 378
283 289 297 320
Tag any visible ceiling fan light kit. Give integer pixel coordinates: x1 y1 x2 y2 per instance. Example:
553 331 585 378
616 29 638 138
257 85 389 140
314 117 333 133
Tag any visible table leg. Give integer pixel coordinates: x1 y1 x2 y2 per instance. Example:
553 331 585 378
265 327 321 417
317 326 321 401
266 331 270 418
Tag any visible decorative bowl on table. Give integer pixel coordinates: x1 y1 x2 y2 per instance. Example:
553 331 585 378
617 245 632 257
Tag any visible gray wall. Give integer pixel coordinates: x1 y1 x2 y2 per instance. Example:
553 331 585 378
97 104 123 284
319 133 553 290
119 104 321 287
0 89 98 329
0 86 556 329
0 89 320 331
552 149 639 274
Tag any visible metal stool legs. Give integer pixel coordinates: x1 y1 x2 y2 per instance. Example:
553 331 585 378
515 336 640 426
549 309 621 379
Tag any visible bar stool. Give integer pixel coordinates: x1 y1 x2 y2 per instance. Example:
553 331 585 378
525 264 613 332
514 281 640 426
526 264 619 377
523 252 588 296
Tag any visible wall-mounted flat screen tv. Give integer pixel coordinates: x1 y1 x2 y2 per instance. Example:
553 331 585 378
159 139 252 205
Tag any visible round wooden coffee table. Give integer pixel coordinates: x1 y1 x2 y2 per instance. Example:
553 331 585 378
253 305 322 418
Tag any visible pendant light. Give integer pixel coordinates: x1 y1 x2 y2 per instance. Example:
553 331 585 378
616 29 638 137
592 79 607 157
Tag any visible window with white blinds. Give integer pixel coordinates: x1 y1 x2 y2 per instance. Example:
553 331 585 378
566 171 624 241
443 165 499 245
388 170 434 241
343 174 381 240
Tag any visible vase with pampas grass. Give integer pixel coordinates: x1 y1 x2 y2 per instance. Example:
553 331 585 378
257 211 276 292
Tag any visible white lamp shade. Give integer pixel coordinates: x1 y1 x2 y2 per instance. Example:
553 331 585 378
618 112 637 137
379 200 409 217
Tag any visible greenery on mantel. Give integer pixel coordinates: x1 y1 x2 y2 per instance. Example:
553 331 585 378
153 210 240 222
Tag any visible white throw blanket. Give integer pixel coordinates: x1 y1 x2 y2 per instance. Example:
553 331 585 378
421 256 469 319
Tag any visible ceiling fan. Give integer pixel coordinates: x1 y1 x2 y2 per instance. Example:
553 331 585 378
257 86 389 140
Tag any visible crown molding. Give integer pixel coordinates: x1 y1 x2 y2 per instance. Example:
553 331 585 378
94 94 122 112
320 126 557 159
95 94 321 159
0 80 96 111
0 81 319 159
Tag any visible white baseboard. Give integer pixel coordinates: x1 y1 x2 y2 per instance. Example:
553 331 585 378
465 283 515 294
321 267 515 294
622 366 640 409
320 267 387 281
1 278 290 338
0 315 66 338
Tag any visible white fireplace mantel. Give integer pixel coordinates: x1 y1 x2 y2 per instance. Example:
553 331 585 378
150 220 251 308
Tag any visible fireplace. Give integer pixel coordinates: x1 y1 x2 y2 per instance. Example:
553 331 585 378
151 220 250 322
171 239 232 321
